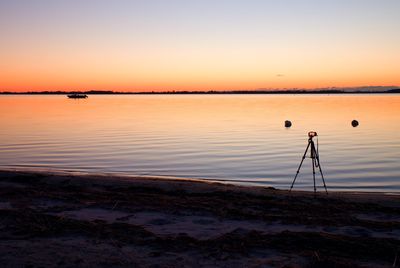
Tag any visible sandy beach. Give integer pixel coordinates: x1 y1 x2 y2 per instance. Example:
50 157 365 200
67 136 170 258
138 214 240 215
1 169 400 267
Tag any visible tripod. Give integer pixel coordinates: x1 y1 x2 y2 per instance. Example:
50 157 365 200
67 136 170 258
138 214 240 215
290 131 328 194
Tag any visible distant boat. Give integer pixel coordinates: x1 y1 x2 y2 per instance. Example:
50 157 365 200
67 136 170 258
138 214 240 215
67 93 88 99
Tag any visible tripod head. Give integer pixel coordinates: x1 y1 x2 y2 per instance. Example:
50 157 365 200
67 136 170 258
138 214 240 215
308 131 317 140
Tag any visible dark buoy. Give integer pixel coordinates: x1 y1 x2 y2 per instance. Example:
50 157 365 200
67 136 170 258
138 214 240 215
285 120 292 128
351 120 359 127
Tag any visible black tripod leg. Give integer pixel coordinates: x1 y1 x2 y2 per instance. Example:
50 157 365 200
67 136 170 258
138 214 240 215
290 141 311 192
312 156 316 194
316 156 328 194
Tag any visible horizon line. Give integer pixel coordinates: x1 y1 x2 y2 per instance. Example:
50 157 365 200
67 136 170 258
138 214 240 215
1 86 400 95
2 85 400 93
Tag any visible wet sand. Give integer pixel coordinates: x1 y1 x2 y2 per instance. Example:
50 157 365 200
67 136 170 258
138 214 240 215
1 169 400 267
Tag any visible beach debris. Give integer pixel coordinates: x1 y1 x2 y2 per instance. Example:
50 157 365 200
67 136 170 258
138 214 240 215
314 251 321 261
112 201 119 211
351 120 359 127
285 120 292 128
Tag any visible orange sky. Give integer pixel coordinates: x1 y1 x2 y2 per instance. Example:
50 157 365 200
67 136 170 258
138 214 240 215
0 1 399 92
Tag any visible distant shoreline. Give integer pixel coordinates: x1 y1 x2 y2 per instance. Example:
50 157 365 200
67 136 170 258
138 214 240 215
1 88 400 95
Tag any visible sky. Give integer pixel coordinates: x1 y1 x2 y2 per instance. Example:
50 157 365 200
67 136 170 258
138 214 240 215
0 0 399 92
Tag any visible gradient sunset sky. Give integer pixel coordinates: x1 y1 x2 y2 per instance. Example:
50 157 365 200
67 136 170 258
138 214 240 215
0 0 399 92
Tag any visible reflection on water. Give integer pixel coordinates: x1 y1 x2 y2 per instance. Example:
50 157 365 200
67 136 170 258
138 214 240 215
0 94 399 192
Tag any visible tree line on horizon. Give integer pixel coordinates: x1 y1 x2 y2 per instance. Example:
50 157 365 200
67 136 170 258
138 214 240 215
1 87 399 95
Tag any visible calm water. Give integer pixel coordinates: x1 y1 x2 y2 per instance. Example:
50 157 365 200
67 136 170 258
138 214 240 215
1 94 400 192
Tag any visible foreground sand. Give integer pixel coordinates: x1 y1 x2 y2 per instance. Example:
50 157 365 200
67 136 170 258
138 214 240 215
1 170 400 267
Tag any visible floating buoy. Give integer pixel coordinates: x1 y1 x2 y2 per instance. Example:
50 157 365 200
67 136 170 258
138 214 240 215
285 120 292 128
351 120 359 127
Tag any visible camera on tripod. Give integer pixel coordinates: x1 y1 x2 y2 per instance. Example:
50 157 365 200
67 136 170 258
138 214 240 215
290 131 328 194
308 131 317 139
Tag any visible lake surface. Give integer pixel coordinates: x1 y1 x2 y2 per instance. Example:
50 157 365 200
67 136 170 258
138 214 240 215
1 94 399 192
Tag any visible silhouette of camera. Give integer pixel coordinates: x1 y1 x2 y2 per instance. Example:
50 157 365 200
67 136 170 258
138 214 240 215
308 131 318 138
